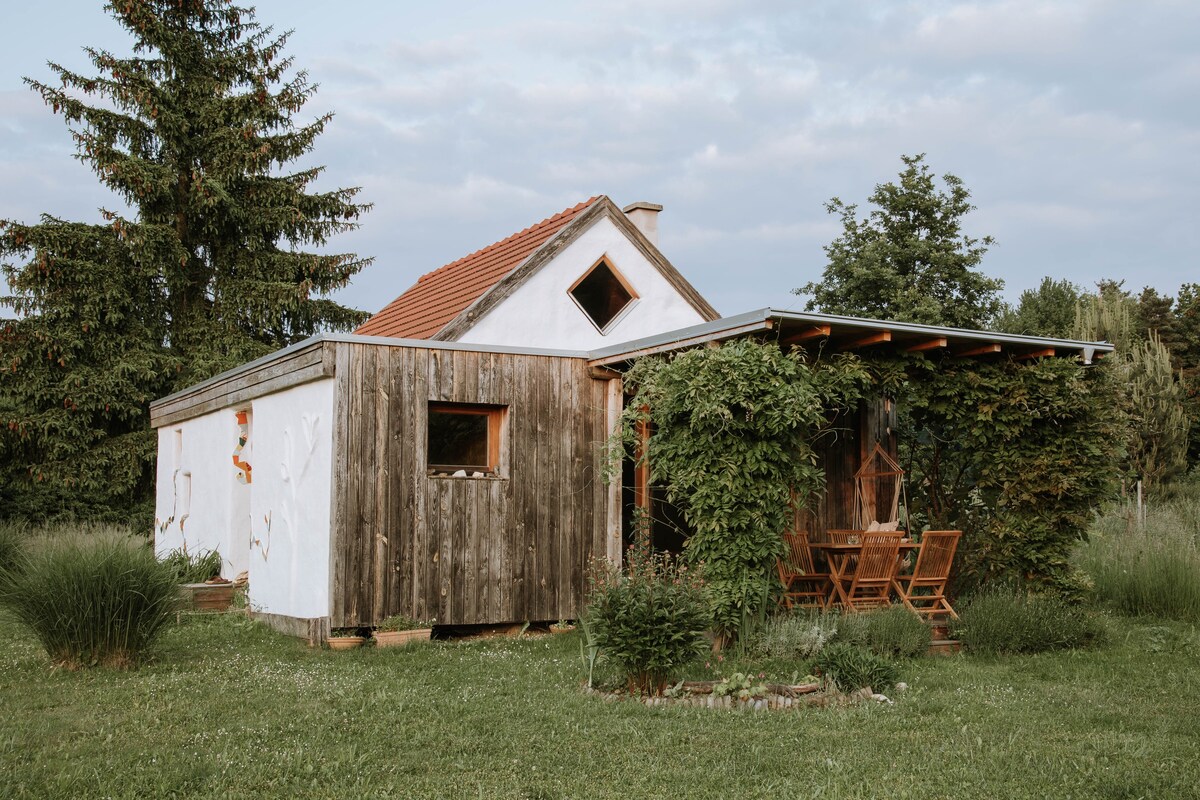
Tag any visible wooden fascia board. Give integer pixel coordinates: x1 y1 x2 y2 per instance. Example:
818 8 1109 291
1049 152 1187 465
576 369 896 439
586 320 773 367
433 197 719 342
906 337 948 352
150 341 334 428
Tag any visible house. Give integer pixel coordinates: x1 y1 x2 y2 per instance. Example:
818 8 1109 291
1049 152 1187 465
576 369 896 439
151 196 1113 641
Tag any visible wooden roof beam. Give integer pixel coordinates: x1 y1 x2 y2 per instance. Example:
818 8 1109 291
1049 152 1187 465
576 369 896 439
780 325 832 345
906 337 948 353
1014 347 1056 361
955 343 1002 358
841 330 892 350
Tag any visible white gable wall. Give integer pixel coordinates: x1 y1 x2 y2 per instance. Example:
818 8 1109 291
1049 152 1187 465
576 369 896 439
456 214 708 350
153 377 335 621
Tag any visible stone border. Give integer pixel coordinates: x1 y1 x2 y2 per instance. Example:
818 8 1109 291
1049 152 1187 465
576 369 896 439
584 681 896 710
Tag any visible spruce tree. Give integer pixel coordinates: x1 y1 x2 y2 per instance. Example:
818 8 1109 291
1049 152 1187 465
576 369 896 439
0 0 370 521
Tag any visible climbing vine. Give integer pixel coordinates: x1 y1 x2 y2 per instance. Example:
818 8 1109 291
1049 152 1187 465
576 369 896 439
614 339 872 637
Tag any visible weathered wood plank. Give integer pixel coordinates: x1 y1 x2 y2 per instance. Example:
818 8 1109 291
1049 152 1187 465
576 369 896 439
329 342 353 626
372 347 389 621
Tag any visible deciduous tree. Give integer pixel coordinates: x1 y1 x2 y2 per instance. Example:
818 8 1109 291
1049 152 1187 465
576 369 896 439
798 154 1003 329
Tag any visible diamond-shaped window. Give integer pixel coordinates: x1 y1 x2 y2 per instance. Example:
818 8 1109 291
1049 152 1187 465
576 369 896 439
568 258 637 332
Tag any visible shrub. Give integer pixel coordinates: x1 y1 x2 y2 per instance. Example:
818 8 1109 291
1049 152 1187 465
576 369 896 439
836 606 932 659
0 526 179 669
816 643 899 693
950 588 1109 656
1075 494 1200 621
585 549 710 695
751 611 839 660
160 547 223 584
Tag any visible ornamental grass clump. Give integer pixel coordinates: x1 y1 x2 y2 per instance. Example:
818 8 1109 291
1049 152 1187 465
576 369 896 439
0 521 29 573
835 606 932 659
815 642 900 693
160 546 223 584
0 526 179 669
585 547 710 695
950 587 1109 656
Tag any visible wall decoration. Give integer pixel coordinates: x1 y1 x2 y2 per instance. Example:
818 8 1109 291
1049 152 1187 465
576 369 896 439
232 410 252 484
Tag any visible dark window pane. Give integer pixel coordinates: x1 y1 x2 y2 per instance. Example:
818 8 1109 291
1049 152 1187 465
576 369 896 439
570 261 634 329
429 410 489 469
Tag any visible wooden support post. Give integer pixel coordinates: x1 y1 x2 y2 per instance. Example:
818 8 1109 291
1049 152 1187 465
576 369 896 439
634 408 651 524
605 378 624 567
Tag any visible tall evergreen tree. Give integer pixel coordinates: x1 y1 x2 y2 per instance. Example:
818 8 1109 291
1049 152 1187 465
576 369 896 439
797 154 1003 329
0 0 370 521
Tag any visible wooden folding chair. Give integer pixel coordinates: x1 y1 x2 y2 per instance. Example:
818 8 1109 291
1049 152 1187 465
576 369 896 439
836 533 902 612
894 530 961 620
827 529 903 571
776 531 830 610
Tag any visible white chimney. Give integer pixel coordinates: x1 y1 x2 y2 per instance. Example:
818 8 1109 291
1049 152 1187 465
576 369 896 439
622 201 663 247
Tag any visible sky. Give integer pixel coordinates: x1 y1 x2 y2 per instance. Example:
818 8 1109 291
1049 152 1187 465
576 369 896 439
1 0 1197 319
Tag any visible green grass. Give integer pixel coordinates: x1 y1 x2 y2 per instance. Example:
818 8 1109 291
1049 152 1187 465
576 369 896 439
2 611 1198 798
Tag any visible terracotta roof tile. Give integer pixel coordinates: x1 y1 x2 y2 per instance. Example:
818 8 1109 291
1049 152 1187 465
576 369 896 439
356 197 600 339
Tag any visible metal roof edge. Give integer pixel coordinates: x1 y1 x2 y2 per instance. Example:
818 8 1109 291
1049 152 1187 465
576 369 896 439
761 308 1116 351
586 309 773 360
586 307 1115 363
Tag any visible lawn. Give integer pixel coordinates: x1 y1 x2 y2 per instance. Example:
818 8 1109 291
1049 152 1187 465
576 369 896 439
1 612 1197 799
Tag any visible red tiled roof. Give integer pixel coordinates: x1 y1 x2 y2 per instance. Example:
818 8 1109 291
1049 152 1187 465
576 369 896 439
356 197 600 339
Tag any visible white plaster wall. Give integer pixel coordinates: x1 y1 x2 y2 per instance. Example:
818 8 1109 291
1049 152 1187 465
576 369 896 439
245 379 335 620
457 214 709 349
154 409 251 578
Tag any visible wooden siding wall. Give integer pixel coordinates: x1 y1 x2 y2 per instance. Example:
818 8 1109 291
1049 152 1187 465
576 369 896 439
805 397 899 540
330 343 611 627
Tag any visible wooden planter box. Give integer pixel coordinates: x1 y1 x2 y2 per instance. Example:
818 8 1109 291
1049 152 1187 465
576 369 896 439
179 582 234 613
373 628 433 648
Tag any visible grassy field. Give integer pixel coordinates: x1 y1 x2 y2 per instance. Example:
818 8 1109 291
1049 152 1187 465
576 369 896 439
2 611 1198 799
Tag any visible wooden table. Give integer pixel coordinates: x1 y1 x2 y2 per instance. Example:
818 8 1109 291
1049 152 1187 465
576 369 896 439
809 541 920 609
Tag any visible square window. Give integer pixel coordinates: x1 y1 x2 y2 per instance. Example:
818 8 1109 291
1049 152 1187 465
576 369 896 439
427 402 505 476
568 258 637 332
